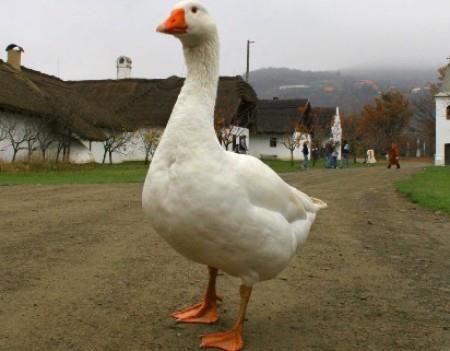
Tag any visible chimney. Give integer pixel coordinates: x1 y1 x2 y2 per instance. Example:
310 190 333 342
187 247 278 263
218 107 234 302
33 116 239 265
6 44 24 71
116 56 132 79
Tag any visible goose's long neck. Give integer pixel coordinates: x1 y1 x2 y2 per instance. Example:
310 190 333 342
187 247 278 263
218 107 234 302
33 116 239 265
161 35 221 155
183 38 219 98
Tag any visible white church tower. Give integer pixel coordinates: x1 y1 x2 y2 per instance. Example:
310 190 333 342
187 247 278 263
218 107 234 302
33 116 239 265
434 64 450 166
116 56 132 79
331 107 342 161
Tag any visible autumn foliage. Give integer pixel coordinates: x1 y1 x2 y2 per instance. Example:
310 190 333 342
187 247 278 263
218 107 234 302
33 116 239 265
361 91 412 152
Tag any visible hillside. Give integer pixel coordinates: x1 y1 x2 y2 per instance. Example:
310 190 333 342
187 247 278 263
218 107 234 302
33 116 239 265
248 67 438 114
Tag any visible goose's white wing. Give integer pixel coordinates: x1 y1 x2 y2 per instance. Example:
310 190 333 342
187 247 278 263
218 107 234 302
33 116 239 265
226 153 326 223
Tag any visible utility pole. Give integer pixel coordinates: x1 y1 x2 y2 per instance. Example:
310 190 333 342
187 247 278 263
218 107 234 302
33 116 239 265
245 40 255 82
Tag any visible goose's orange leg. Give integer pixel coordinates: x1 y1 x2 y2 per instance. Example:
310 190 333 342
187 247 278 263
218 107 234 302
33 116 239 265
201 285 252 351
171 266 221 324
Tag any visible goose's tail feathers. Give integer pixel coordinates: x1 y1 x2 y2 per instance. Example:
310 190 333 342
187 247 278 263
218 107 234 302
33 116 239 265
311 197 328 210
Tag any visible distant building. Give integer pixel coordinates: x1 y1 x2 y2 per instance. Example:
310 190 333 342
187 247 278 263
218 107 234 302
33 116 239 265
116 56 132 79
248 99 339 161
249 99 311 160
279 84 311 90
435 64 450 166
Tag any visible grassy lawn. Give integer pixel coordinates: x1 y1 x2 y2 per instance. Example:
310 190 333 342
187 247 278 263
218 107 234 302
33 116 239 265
0 158 382 186
396 167 450 214
262 160 305 173
0 162 148 186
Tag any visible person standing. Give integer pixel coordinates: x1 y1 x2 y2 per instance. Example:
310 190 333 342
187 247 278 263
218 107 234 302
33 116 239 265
388 143 400 169
302 142 309 169
325 143 333 168
342 141 350 168
331 146 338 169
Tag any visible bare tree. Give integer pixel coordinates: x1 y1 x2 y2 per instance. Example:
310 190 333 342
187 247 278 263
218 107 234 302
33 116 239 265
282 133 300 166
140 129 161 164
49 95 92 162
102 132 132 164
219 126 247 151
0 121 7 156
0 116 29 162
54 129 72 163
35 124 56 160
214 110 252 152
23 120 40 161
281 123 309 166
0 122 6 143
219 127 235 151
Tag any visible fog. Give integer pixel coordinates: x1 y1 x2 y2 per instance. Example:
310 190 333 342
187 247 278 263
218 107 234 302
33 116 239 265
1 0 449 80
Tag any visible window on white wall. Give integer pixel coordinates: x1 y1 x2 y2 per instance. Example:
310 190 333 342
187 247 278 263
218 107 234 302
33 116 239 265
270 137 277 148
447 105 450 120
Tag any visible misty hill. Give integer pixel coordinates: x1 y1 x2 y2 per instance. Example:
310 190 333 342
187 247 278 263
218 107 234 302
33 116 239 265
248 67 438 114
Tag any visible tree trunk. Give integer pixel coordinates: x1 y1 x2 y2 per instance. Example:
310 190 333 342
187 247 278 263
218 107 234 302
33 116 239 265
56 147 62 163
144 151 150 165
12 148 18 162
42 149 46 161
290 149 294 166
102 150 107 164
109 151 113 164
66 130 72 162
27 146 32 161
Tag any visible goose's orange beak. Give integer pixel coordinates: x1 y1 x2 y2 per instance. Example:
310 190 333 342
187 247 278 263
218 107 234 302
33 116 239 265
156 9 188 35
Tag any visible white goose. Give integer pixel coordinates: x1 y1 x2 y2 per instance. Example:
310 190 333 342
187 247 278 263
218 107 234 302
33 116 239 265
143 1 327 350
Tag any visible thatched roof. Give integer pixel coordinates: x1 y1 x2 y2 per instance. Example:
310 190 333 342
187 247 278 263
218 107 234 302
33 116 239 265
0 60 120 140
69 75 257 130
0 59 257 140
255 99 310 134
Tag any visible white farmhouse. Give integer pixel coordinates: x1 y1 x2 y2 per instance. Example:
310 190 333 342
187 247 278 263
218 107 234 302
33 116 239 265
249 98 311 160
435 65 450 166
0 45 257 164
249 98 338 161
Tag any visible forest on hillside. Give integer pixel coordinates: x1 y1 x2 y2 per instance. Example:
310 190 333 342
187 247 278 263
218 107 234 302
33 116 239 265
248 67 438 114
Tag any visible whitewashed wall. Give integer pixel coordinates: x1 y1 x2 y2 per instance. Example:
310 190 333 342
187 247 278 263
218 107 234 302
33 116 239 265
249 134 308 161
0 113 29 162
86 129 164 164
0 112 96 163
435 95 450 166
1 115 254 164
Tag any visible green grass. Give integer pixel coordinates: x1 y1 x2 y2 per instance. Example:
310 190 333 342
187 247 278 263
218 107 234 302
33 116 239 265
396 167 450 213
0 162 148 186
0 158 375 186
0 157 385 186
262 160 306 173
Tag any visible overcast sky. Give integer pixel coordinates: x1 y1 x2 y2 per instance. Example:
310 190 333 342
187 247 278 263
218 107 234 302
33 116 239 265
1 0 449 81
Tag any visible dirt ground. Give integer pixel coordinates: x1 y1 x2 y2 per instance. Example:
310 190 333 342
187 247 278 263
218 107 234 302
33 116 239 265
1 164 449 351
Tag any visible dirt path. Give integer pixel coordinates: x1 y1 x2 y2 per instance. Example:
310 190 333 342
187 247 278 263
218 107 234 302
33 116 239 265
1 164 449 351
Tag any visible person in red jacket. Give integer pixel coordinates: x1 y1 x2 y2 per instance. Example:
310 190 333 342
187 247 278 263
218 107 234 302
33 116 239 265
388 143 400 169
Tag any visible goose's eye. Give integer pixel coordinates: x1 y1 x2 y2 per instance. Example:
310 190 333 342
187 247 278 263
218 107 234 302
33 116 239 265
191 6 198 14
